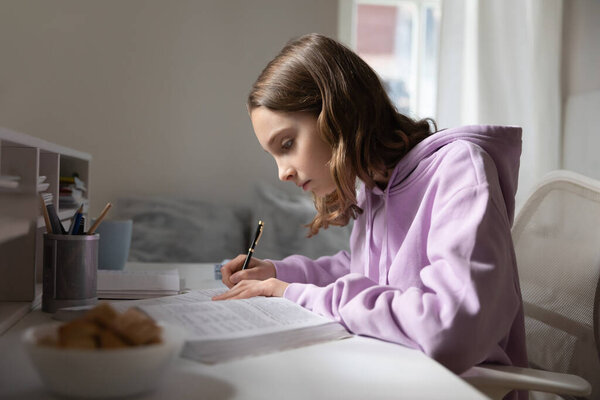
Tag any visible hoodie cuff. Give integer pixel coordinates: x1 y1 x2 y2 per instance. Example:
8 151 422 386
282 282 331 314
268 259 309 284
283 282 307 302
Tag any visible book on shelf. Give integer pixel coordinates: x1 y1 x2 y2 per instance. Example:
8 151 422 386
97 269 181 299
59 175 87 209
112 289 352 364
59 187 84 208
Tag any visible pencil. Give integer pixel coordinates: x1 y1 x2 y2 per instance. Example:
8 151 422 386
87 202 112 234
39 194 53 234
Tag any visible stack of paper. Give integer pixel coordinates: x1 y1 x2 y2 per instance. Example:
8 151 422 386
37 176 49 192
59 175 87 208
111 289 352 364
0 175 20 190
97 269 181 299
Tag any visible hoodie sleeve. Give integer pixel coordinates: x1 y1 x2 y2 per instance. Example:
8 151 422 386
270 250 351 286
280 183 521 374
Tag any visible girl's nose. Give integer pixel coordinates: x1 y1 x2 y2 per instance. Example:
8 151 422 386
278 164 296 182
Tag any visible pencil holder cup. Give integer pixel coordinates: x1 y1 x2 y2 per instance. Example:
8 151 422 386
42 233 99 313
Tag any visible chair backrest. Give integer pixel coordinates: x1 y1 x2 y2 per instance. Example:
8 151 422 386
513 170 600 398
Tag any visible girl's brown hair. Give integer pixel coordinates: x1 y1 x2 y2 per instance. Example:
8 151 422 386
247 33 435 236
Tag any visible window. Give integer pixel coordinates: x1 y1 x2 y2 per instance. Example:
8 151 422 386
341 0 441 119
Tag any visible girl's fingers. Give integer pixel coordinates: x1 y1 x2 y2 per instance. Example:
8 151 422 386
219 257 279 294
230 268 257 284
220 254 247 288
212 278 288 301
212 280 260 300
229 260 276 284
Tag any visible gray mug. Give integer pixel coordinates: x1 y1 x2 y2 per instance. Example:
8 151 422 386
95 219 133 270
42 233 99 313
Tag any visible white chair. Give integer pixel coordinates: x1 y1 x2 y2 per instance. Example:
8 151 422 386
462 170 598 399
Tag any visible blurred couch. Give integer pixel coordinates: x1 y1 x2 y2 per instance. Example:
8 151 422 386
113 184 352 263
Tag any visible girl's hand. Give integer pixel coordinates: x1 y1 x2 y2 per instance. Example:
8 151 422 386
220 255 277 288
212 278 289 300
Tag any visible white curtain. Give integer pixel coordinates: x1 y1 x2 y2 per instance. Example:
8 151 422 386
436 0 563 209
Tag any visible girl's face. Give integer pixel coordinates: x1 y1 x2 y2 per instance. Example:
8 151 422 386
250 107 336 197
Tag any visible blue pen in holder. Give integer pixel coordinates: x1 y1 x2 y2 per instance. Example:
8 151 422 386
42 233 99 313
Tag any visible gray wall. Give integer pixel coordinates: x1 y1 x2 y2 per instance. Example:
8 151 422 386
0 0 338 215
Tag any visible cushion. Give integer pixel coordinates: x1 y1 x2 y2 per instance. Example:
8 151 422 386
113 196 250 263
248 183 352 261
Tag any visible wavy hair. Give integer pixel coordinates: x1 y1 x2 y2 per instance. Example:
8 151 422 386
247 33 435 236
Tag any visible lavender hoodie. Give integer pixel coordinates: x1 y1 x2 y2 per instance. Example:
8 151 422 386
272 125 528 377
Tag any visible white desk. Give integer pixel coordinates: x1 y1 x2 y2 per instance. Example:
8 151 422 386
0 263 489 399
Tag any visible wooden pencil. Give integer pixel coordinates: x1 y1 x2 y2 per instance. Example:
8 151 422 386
88 202 112 234
39 194 53 234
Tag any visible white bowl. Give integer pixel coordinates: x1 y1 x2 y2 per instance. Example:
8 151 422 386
22 321 185 398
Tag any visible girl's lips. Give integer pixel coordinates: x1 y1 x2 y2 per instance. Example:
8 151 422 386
302 181 311 191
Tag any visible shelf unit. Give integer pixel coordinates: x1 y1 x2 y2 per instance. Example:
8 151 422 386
0 127 91 334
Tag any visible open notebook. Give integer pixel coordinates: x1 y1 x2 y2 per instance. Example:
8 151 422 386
111 289 352 364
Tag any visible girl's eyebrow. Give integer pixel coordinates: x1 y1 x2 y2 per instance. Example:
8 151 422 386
267 127 294 148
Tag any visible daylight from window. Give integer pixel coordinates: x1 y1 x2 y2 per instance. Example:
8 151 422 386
354 0 441 119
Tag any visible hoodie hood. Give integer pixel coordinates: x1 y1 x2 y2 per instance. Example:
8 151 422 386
362 125 522 285
373 125 522 224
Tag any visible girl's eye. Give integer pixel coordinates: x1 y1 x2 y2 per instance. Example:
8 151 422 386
281 139 294 151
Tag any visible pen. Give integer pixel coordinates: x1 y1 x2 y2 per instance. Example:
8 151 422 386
69 204 84 235
46 203 66 234
87 202 112 234
241 220 264 270
77 217 86 234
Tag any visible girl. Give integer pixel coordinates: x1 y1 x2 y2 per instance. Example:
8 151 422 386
214 33 527 382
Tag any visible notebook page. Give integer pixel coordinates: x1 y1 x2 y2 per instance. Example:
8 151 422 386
115 289 333 340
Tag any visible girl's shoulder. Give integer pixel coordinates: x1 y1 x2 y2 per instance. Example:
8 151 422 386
385 138 502 199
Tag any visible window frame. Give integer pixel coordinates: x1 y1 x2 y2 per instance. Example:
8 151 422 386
338 0 441 118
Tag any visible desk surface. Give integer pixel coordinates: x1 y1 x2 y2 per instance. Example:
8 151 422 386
0 262 488 399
